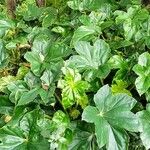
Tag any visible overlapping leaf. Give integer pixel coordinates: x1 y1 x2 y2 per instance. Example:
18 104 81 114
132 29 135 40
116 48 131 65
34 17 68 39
137 104 150 150
49 110 72 150
68 39 111 80
25 35 71 76
0 109 50 150
133 52 150 97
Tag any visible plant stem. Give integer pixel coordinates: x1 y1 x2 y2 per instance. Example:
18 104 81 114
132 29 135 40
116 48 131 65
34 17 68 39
5 0 16 19
54 93 69 116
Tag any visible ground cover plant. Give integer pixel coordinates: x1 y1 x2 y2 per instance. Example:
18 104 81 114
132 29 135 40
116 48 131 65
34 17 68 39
0 0 150 149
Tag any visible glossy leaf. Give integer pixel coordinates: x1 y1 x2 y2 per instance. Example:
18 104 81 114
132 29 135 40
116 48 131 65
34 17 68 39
69 122 99 150
82 85 139 149
68 39 110 71
71 26 100 45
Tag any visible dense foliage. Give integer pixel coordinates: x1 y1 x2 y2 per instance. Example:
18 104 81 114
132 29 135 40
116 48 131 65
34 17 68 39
0 0 150 149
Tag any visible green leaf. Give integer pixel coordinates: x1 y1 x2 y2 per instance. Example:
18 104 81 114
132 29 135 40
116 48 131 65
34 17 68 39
133 52 150 96
22 4 42 21
82 63 111 82
24 51 44 76
49 110 72 150
145 91 150 102
17 87 40 106
109 40 133 50
42 8 57 27
31 35 49 54
111 80 131 96
24 72 41 89
71 26 100 45
123 19 136 40
0 40 8 68
0 109 50 150
40 70 54 87
108 55 128 69
5 36 28 50
115 6 149 40
137 104 150 150
25 38 71 77
68 0 109 11
69 122 99 150
68 39 110 71
7 81 28 104
58 67 89 109
27 27 52 42
138 52 150 67
82 85 139 149
0 76 16 92
0 126 28 149
0 96 14 115
16 66 29 80
39 87 55 105
46 43 72 61
0 18 15 30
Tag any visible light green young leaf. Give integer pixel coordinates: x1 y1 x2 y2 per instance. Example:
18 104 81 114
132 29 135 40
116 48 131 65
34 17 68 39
108 55 128 69
82 85 139 149
16 66 29 80
0 76 16 92
51 26 65 34
67 0 82 11
111 80 131 96
58 67 89 109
